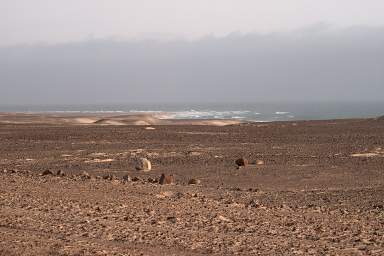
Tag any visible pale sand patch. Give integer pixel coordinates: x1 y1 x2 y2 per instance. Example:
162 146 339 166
73 118 99 124
134 120 151 125
95 120 126 125
84 159 115 163
193 120 241 126
89 152 108 157
187 151 202 156
176 131 229 135
351 153 380 157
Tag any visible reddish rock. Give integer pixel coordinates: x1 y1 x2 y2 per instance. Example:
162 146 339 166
159 174 174 185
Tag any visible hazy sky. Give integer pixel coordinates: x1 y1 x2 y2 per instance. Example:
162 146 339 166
1 0 384 45
1 1 384 104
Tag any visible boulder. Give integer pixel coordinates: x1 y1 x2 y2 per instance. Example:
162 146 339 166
159 174 174 185
135 158 152 172
235 158 248 167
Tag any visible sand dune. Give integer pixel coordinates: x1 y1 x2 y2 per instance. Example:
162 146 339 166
0 113 242 126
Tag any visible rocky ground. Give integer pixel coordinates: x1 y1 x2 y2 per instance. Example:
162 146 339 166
0 118 384 255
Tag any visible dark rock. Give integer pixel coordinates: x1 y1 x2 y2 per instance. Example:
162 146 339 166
159 174 174 185
147 177 158 183
56 170 65 176
131 177 140 182
122 175 131 182
247 199 261 208
41 170 53 176
166 216 177 223
103 174 116 180
235 158 248 167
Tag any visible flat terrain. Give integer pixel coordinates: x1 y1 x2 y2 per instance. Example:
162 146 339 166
0 116 384 255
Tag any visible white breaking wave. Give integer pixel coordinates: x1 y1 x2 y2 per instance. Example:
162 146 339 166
27 110 125 114
129 110 256 120
275 111 290 115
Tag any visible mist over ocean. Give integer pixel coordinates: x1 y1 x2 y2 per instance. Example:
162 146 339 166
1 102 383 122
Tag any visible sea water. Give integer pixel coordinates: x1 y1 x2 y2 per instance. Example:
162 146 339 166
0 102 383 122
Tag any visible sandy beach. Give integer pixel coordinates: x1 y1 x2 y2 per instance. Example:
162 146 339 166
0 113 383 255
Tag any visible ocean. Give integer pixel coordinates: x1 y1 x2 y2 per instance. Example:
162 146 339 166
0 102 383 122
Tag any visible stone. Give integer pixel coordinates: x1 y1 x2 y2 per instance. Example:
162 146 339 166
255 159 264 165
217 215 232 222
247 199 261 208
122 175 131 182
135 158 152 172
132 176 140 182
235 158 248 167
103 174 116 180
56 170 65 176
156 191 174 198
188 178 201 185
41 170 53 176
166 216 177 223
147 177 158 183
81 171 91 179
159 174 174 185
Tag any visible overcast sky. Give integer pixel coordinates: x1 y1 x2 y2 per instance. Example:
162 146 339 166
1 1 384 104
2 0 384 45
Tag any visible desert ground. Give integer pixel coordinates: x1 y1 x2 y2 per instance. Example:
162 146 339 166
0 114 383 255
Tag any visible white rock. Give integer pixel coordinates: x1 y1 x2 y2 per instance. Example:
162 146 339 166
135 158 152 171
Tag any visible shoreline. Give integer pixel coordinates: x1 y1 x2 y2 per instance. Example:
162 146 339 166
0 112 381 126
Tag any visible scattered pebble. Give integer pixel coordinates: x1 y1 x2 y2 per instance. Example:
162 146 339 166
147 177 158 183
80 171 90 179
103 174 116 180
131 177 140 182
122 175 131 182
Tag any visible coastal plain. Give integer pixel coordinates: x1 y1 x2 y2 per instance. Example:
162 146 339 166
0 114 383 255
